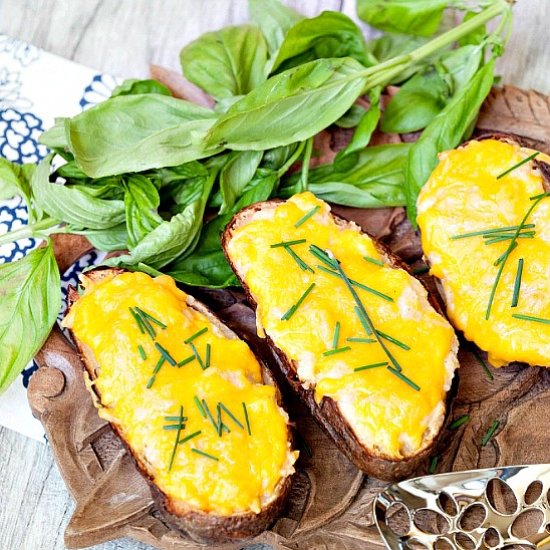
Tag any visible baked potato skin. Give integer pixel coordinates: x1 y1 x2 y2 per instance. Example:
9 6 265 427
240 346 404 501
222 201 452 482
66 267 295 545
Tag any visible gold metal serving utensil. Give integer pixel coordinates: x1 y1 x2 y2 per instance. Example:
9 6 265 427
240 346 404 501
374 464 550 549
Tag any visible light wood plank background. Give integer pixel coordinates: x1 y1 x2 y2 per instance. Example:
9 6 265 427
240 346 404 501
0 1 549 549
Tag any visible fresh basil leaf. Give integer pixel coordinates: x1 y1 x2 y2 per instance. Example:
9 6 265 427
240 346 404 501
65 95 221 178
458 11 487 46
439 44 483 94
381 69 448 133
206 57 367 150
0 243 61 393
39 117 70 153
366 33 429 63
283 142 411 206
0 158 33 202
219 150 263 214
271 11 374 74
405 59 495 223
33 154 125 229
54 161 89 181
111 79 172 97
123 175 162 247
72 224 129 252
336 104 367 129
153 161 209 186
357 0 449 37
180 24 267 101
248 0 303 56
335 86 381 167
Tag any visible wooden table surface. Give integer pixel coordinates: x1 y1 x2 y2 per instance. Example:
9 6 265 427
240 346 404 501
0 1 549 549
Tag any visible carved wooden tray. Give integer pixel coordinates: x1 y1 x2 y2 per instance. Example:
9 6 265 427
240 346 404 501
28 86 550 550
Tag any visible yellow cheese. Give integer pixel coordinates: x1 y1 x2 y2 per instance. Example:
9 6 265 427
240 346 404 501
417 139 550 367
63 271 295 516
226 192 458 459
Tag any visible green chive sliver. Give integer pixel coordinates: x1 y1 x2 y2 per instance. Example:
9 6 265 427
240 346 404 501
364 255 384 267
284 246 314 273
137 345 146 360
177 355 195 368
184 326 208 344
270 239 306 248
281 283 315 321
376 330 410 351
194 396 206 417
146 356 166 389
512 313 550 324
496 152 539 179
511 258 524 308
135 307 167 329
178 430 201 445
449 415 470 430
294 205 320 228
323 346 351 357
428 456 439 474
450 224 535 240
219 403 244 429
347 337 376 343
354 362 388 372
243 402 252 435
332 321 341 349
387 366 420 391
191 448 219 461
481 420 500 446
155 342 177 366
472 348 493 381
168 406 185 471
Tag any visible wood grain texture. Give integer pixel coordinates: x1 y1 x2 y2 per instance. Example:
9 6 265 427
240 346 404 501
0 1 550 549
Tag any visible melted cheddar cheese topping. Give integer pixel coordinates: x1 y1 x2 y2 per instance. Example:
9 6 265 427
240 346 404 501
417 139 550 367
226 192 458 459
63 272 295 516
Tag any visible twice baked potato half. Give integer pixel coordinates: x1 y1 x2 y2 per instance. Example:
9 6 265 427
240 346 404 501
417 137 550 367
63 268 297 544
223 192 459 481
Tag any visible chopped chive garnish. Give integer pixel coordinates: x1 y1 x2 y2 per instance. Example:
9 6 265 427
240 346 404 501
191 448 219 461
484 232 535 245
412 265 430 275
376 330 410 351
243 402 251 435
354 362 388 372
146 356 166 389
154 342 177 366
496 152 539 179
486 193 547 319
189 342 206 370
364 255 384 266
450 224 535 240
511 258 524 308
270 239 307 248
294 205 320 227
449 415 470 430
281 283 315 321
482 230 535 239
347 337 376 343
512 313 550 324
135 307 167 329
137 345 146 360
184 326 208 344
428 456 439 474
216 404 224 437
530 191 550 201
219 403 244 429
177 355 195 368
168 406 185 471
323 346 351 356
205 343 211 369
202 400 219 432
481 420 500 446
194 396 206 417
331 251 406 376
387 366 420 391
164 415 188 422
285 246 314 273
332 321 341 349
472 348 494 381
316 264 393 302
164 424 187 431
178 430 201 444
309 244 338 269
129 307 146 334
494 241 517 266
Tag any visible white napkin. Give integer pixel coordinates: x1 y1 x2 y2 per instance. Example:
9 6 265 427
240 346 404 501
0 35 117 441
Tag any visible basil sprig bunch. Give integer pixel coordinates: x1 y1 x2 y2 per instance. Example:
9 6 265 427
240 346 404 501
0 0 513 392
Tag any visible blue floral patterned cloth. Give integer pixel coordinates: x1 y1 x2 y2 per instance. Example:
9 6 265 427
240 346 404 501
0 35 117 441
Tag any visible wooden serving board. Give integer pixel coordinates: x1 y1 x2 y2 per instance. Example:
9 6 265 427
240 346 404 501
28 86 550 550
